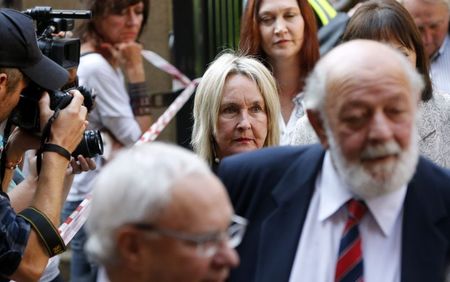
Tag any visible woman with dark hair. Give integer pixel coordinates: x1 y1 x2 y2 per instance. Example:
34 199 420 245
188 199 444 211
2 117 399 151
62 0 153 280
341 0 433 101
240 0 320 144
290 0 450 168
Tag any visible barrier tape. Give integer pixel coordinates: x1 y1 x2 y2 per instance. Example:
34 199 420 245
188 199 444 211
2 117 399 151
57 50 199 245
58 195 92 245
136 78 200 145
141 50 192 87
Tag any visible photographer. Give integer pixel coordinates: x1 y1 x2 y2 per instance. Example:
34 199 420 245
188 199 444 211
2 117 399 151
0 8 88 281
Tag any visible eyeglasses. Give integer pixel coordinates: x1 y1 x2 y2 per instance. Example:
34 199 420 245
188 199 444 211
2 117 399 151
131 214 248 258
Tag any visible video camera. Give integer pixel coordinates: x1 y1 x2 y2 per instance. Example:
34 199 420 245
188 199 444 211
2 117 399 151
10 6 103 158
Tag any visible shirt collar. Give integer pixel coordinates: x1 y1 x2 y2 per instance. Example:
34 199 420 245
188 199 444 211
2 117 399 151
318 151 407 237
292 92 304 105
431 34 449 62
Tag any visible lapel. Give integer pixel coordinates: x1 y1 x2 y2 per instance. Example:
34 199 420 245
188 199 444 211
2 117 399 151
401 158 450 282
255 145 326 282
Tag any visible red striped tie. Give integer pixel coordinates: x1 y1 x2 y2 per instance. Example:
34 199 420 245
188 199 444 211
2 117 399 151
335 199 367 282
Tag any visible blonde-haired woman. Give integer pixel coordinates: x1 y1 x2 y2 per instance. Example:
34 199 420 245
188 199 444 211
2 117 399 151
192 53 280 170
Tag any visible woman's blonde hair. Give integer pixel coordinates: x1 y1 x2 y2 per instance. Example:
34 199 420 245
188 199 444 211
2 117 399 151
192 52 280 165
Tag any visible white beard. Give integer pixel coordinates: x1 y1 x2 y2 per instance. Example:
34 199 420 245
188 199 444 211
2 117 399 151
326 126 419 199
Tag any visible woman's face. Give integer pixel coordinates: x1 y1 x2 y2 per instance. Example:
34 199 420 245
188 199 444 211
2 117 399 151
258 0 304 61
96 2 144 44
385 40 417 66
215 74 268 159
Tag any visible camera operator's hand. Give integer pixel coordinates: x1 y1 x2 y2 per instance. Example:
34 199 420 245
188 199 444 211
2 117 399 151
38 91 88 154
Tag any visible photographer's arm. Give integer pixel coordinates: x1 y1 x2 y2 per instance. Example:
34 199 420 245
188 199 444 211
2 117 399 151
8 153 95 213
9 91 87 282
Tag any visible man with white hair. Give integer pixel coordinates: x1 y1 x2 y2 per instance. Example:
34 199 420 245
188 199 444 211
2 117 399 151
85 142 242 282
218 40 450 282
401 0 450 93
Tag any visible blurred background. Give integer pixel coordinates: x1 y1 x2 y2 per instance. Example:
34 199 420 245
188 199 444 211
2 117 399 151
0 0 244 149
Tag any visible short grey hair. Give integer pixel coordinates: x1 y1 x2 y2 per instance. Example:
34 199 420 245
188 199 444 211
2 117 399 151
191 52 280 165
303 43 424 115
85 142 212 265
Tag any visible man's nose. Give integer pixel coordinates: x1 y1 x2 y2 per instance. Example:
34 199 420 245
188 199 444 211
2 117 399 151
213 243 240 268
421 27 433 45
368 111 393 142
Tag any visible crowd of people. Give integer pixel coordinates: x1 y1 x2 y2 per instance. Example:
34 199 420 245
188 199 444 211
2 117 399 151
0 0 449 281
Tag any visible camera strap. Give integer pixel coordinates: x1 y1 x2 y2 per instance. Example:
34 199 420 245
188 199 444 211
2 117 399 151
36 103 70 174
18 206 67 257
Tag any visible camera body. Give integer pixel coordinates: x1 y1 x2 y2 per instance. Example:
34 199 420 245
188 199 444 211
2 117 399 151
9 6 103 158
24 6 91 69
10 84 94 132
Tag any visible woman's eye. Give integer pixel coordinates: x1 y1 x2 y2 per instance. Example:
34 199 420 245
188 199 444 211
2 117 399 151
250 105 264 113
259 16 274 24
222 106 238 114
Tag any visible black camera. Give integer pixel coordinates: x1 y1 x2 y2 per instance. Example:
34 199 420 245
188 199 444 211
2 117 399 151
10 84 103 158
24 6 92 69
9 6 103 159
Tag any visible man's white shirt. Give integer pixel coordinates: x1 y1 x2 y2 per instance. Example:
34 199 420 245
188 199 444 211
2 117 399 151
289 152 407 282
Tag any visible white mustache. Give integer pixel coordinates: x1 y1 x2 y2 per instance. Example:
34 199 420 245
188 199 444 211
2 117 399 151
361 141 402 160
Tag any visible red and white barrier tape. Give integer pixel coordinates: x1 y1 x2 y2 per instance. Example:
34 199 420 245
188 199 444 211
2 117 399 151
58 195 92 245
136 78 200 145
141 50 192 87
58 50 199 244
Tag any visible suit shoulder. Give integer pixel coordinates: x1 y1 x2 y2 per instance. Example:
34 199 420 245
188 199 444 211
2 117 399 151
219 145 319 173
217 145 324 212
415 157 450 200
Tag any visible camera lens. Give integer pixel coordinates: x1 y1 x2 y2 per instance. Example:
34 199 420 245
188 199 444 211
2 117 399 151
72 130 104 158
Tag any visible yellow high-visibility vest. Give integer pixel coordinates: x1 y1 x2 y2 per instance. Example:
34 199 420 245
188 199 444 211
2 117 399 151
308 0 337 26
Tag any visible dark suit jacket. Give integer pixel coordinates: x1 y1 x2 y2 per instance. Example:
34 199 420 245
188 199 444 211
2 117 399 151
218 144 450 282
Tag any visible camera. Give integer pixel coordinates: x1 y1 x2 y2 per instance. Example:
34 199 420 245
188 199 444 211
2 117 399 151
9 6 103 159
24 6 92 69
10 84 103 158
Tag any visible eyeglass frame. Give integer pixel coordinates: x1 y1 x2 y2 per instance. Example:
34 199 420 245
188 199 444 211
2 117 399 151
131 214 248 258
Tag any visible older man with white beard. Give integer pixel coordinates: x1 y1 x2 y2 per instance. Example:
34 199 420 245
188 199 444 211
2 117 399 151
218 39 450 282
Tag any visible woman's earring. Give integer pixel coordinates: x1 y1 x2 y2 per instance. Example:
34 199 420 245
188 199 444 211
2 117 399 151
211 138 220 164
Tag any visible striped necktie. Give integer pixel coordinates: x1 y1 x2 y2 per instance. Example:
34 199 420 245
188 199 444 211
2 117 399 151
335 199 367 282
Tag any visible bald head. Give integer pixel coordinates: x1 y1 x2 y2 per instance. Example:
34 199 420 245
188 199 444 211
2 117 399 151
304 40 423 113
304 40 423 198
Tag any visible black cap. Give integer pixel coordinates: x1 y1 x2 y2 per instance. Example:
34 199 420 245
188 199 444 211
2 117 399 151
0 8 69 90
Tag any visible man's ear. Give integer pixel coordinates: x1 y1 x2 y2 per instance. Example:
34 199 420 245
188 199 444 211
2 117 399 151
307 109 329 149
115 227 146 272
0 73 7 92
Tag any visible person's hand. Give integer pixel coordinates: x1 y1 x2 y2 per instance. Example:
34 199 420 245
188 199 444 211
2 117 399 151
38 91 88 153
100 41 145 82
67 155 96 175
116 41 144 70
